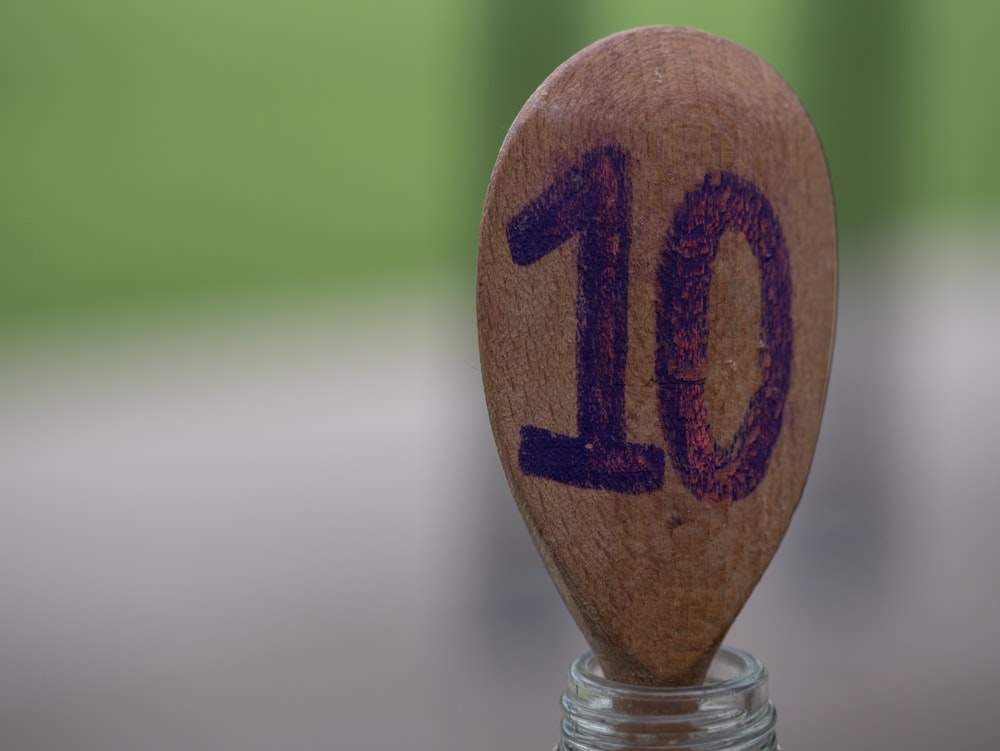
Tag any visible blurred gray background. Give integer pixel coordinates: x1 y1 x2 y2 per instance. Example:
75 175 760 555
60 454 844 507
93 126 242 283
2 1 998 749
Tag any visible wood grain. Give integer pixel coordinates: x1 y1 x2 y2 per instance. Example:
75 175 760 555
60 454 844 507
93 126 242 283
477 27 836 686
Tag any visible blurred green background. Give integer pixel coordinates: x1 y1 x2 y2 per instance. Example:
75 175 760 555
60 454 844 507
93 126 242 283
2 0 997 327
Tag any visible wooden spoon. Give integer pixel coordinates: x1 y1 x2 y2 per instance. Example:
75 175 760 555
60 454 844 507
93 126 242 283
477 26 836 686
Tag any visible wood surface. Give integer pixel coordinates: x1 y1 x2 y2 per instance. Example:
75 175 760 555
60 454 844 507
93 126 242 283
477 26 836 686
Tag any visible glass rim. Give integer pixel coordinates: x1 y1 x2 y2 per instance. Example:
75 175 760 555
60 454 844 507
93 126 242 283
569 645 767 700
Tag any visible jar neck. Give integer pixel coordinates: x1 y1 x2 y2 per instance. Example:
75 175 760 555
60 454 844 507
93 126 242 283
558 647 778 751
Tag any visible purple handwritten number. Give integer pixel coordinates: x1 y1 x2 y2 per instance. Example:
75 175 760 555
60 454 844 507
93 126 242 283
507 149 792 503
656 172 793 503
506 146 665 493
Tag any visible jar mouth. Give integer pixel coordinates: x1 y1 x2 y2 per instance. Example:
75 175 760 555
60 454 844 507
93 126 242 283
570 646 767 700
560 647 776 750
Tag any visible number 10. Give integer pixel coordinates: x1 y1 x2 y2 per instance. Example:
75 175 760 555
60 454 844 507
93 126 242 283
506 145 793 504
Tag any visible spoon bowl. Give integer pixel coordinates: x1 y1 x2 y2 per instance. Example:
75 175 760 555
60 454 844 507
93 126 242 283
477 26 836 686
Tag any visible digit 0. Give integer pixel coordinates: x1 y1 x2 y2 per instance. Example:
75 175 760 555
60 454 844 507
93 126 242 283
657 172 793 503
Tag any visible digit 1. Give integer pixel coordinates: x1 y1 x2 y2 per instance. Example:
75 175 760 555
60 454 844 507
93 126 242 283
657 171 793 503
506 145 664 494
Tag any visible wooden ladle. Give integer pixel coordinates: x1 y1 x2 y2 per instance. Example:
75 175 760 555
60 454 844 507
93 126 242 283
477 27 836 686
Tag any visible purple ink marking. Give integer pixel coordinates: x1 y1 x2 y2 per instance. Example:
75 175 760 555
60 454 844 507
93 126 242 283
656 171 793 503
508 145 665 493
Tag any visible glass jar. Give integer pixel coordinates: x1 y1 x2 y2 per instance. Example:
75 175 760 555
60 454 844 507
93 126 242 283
557 646 779 750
